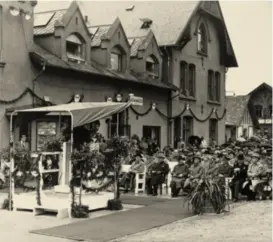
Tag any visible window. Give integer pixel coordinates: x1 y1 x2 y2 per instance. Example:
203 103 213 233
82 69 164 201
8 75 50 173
188 64 196 97
209 119 218 144
255 105 263 118
268 105 272 117
197 23 207 54
215 72 221 102
110 46 123 72
66 34 84 62
207 70 221 102
36 121 57 151
180 61 187 94
208 70 214 101
146 55 159 78
180 62 196 98
183 116 193 144
108 111 130 137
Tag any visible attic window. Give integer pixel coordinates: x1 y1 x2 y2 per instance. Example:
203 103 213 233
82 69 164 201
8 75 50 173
66 34 85 63
146 55 159 78
140 18 153 29
126 5 135 11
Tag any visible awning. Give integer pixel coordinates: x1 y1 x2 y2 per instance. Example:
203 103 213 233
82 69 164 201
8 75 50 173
13 102 131 128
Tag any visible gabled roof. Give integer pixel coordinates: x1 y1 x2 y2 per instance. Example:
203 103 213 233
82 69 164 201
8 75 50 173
34 1 90 36
226 95 250 126
129 30 161 58
248 82 272 96
30 44 177 91
90 25 112 47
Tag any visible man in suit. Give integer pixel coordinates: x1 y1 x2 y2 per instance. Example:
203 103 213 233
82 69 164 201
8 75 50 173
147 152 170 196
16 134 29 152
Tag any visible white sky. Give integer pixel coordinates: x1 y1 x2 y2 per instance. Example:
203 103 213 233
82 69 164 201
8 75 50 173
34 0 272 95
220 0 272 95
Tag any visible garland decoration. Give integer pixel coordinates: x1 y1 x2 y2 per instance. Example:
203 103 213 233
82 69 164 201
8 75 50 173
129 103 226 122
216 108 227 120
189 108 214 123
130 106 152 117
0 88 52 105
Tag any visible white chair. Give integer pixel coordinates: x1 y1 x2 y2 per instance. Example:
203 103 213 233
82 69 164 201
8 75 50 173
225 177 233 200
134 166 147 194
160 161 178 195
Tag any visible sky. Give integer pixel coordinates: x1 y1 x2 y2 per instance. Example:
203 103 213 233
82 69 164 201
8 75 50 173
34 0 272 95
220 0 272 95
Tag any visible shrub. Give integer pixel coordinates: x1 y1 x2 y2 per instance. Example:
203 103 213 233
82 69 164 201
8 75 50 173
107 199 123 211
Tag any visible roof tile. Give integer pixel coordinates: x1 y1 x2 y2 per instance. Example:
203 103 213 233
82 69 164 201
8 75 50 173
34 10 67 36
226 96 250 126
90 26 111 47
30 44 176 91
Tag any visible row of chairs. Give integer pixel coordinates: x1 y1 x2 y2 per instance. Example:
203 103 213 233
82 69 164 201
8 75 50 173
121 163 233 199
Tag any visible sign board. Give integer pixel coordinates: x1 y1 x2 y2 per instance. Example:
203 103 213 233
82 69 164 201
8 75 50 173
258 119 272 124
129 96 143 106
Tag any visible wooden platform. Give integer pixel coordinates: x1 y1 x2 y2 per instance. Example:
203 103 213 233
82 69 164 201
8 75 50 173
13 190 114 218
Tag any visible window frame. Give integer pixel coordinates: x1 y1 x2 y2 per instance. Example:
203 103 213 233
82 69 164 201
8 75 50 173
66 34 85 62
255 105 263 119
197 23 208 55
146 55 159 78
179 62 196 98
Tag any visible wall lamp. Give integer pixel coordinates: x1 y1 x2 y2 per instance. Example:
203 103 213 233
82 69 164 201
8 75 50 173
152 102 156 110
9 5 32 20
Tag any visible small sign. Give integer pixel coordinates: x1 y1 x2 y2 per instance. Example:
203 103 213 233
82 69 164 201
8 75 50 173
258 119 272 124
129 96 143 106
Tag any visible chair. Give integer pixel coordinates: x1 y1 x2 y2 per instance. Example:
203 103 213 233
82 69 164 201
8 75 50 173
225 177 233 200
134 166 147 194
160 161 178 195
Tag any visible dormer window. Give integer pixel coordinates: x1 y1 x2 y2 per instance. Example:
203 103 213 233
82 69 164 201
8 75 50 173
197 23 207 54
146 55 159 78
111 46 124 72
66 34 84 63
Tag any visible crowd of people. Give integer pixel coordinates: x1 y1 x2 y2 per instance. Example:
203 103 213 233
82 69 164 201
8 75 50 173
119 135 272 201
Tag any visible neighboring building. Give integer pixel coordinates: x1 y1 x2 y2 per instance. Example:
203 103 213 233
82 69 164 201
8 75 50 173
248 82 272 137
225 95 253 141
0 1 238 150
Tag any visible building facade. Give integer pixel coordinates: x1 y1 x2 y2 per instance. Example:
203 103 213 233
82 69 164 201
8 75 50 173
0 1 238 150
225 95 253 141
248 83 272 137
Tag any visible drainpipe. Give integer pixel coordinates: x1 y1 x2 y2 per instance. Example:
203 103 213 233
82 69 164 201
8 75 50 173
164 46 172 146
32 60 47 106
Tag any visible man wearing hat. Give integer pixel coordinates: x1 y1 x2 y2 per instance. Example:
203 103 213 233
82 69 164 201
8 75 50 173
229 153 248 202
183 154 202 191
170 155 189 197
244 153 263 200
147 152 170 196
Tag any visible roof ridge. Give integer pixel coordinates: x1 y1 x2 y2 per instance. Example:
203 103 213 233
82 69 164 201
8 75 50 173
35 9 68 14
88 24 112 28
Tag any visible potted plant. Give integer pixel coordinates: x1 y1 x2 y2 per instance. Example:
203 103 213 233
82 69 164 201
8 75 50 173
185 177 228 215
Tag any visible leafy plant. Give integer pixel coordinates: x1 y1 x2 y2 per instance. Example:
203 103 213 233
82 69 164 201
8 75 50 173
107 199 123 210
40 136 63 152
71 204 89 218
185 178 228 215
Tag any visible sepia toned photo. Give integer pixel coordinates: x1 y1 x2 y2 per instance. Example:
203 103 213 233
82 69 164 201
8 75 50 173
0 0 272 241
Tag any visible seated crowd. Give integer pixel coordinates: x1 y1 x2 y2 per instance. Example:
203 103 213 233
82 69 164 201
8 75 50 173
119 135 272 201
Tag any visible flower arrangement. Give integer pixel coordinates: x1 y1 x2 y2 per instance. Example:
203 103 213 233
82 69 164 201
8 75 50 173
40 136 63 152
185 177 228 215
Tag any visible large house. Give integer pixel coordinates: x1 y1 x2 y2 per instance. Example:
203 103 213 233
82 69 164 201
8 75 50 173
0 1 237 150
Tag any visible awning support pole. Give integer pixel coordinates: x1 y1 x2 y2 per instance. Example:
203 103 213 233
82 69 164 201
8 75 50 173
9 111 16 211
68 111 73 218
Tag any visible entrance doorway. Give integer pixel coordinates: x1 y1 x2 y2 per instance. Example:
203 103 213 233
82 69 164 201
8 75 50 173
143 126 161 147
174 117 181 148
182 116 193 144
209 119 218 144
